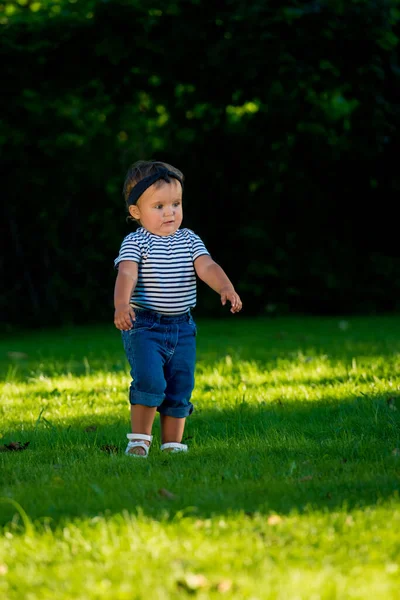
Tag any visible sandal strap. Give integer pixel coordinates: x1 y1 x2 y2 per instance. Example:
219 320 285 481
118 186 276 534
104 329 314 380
160 442 188 452
127 433 153 442
125 441 150 457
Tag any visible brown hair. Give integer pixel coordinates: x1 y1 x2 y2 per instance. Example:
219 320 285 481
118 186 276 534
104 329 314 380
123 160 184 221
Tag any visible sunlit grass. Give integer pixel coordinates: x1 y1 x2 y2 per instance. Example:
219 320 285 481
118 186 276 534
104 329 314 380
1 316 400 598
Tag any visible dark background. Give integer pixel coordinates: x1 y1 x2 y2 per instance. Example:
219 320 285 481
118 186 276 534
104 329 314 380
2 0 400 329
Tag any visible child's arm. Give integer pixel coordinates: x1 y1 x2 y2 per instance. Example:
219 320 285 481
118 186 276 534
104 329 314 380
194 255 242 314
114 260 138 330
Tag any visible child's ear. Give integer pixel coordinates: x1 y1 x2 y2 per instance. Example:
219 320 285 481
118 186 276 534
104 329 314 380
129 205 140 220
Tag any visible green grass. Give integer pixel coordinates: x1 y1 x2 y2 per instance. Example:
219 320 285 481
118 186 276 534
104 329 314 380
1 316 400 599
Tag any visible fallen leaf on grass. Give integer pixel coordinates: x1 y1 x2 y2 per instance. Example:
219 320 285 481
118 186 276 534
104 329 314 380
216 579 232 593
392 448 400 457
0 441 30 452
100 444 118 454
84 425 97 432
177 574 209 592
52 476 64 486
299 475 313 482
158 488 176 500
194 519 211 528
268 515 282 525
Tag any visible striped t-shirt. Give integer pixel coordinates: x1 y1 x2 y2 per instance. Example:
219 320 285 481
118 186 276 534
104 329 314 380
114 227 210 314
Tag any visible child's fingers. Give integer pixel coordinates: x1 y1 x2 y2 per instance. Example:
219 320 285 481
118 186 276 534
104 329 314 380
120 317 131 330
114 310 135 330
221 291 242 313
126 311 135 329
229 294 242 313
230 302 239 313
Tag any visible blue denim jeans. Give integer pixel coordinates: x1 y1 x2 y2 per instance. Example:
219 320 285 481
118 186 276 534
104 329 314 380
121 309 196 418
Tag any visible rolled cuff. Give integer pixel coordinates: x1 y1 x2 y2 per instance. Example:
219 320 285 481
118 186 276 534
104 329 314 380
157 402 194 418
129 389 164 407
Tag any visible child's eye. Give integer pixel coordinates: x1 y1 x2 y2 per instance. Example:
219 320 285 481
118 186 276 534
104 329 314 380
155 205 163 209
173 202 181 207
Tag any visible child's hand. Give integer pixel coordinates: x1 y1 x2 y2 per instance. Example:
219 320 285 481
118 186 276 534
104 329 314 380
220 287 242 314
114 304 136 330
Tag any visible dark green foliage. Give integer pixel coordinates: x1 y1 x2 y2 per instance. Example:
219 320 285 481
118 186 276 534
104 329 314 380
2 0 400 327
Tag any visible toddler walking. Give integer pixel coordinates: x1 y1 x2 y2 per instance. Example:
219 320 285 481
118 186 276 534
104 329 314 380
114 160 242 456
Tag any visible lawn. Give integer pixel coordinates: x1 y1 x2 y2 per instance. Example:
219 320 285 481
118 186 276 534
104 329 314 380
0 316 399 599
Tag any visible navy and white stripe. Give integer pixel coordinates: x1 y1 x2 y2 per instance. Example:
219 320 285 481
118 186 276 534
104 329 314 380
114 227 210 314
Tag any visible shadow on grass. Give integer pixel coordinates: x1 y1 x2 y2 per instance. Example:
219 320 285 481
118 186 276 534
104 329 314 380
1 394 399 529
1 316 400 528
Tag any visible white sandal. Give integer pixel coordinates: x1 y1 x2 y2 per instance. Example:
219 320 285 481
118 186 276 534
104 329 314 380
125 433 153 457
160 442 188 453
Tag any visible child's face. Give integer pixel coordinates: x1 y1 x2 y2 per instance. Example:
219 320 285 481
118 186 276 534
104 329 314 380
129 179 183 236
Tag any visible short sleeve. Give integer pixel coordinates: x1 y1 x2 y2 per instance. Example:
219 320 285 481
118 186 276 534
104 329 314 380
114 234 141 268
189 230 210 261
